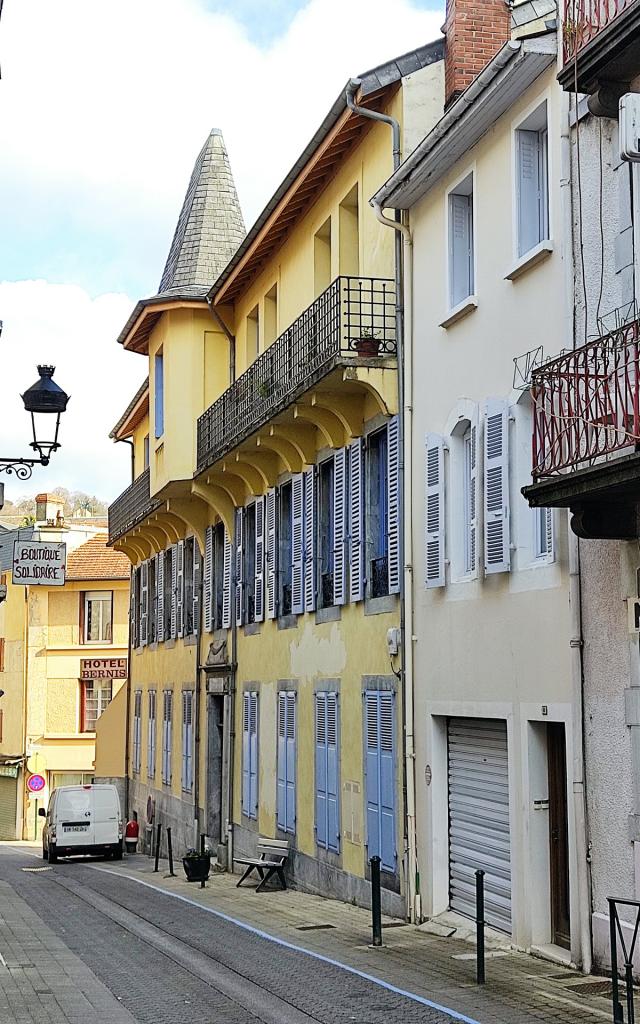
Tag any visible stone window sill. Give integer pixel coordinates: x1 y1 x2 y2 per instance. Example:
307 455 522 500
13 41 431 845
315 606 341 625
440 296 478 329
505 240 553 281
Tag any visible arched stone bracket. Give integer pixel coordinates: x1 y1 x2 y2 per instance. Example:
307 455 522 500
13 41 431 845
192 481 236 536
222 458 265 495
207 471 246 507
167 496 209 549
294 403 345 449
308 390 363 439
149 513 181 546
254 431 302 474
267 423 317 466
114 540 139 566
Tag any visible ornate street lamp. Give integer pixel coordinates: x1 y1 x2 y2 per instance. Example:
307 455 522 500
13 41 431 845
0 365 70 480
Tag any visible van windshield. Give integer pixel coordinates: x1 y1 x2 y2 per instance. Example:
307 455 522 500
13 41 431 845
56 790 91 821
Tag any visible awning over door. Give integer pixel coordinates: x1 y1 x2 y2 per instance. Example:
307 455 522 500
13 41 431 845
448 717 512 932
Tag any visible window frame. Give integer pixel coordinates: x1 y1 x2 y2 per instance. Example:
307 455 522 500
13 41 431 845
147 689 157 778
162 689 173 786
278 481 293 618
81 679 113 733
317 458 335 610
513 99 550 260
365 427 389 599
82 591 113 645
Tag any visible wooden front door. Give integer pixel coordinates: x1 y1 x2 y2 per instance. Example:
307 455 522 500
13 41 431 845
548 723 571 949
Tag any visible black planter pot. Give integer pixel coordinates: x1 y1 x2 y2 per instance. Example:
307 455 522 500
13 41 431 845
182 853 211 882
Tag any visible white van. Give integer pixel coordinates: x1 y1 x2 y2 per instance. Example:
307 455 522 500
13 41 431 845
40 784 123 862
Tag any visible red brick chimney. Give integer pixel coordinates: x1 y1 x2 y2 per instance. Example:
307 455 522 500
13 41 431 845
444 0 511 107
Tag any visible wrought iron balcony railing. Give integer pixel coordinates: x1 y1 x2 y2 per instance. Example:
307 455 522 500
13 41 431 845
108 467 162 545
563 0 636 62
532 315 640 477
197 276 396 475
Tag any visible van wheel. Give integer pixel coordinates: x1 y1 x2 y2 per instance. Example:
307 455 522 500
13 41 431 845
47 844 57 864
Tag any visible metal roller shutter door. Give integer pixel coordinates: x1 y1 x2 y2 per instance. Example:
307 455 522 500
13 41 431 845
448 718 511 933
0 776 17 840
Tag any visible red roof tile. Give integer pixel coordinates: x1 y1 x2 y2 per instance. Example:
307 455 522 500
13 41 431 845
66 535 130 581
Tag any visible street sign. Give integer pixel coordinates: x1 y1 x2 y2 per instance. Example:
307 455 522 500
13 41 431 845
26 773 46 793
13 540 66 586
80 657 127 681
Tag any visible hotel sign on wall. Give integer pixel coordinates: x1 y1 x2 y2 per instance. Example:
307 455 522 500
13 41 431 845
13 540 66 586
80 658 128 681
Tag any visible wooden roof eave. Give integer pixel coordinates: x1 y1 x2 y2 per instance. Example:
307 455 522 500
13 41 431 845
121 297 209 354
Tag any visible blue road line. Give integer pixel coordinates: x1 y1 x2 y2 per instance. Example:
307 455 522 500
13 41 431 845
92 865 484 1024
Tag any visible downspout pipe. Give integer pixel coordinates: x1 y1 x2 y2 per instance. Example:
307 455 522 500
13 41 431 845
346 78 417 921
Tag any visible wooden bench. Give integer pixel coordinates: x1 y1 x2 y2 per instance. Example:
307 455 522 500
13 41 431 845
234 838 289 893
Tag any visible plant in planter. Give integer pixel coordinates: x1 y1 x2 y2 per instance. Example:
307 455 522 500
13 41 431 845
354 327 380 357
182 846 211 882
257 380 271 398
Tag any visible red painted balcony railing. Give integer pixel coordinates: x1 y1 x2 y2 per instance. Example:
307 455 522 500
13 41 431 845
563 0 635 62
532 317 640 477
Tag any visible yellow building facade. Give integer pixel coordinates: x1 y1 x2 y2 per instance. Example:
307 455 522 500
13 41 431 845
105 42 445 914
0 502 129 840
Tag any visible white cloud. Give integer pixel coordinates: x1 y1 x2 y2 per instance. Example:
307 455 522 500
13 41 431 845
0 281 142 505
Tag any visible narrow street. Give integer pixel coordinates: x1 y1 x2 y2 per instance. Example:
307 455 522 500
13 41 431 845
0 845 477 1024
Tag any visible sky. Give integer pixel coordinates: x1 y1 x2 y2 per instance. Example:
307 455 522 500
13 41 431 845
0 0 444 507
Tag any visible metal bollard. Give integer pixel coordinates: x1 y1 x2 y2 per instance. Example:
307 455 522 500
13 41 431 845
370 855 383 947
154 822 162 873
200 833 206 888
475 869 486 985
167 827 175 877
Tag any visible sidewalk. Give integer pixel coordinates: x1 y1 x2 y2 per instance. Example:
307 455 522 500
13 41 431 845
101 850 613 1024
0 876 136 1024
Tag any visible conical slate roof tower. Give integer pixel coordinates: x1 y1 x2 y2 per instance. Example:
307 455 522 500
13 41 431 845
159 128 246 297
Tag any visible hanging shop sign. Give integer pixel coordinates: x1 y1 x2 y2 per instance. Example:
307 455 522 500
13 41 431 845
80 657 127 681
12 540 66 586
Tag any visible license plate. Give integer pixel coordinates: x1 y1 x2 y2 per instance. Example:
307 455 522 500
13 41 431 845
64 825 89 832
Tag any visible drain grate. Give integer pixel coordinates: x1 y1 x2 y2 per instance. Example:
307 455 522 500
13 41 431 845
296 924 336 931
565 980 616 998
21 867 52 873
382 922 409 929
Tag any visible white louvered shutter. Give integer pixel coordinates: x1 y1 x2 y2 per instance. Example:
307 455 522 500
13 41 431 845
140 561 149 647
249 692 258 818
222 529 232 628
156 553 164 643
349 438 364 603
203 526 213 633
266 488 277 619
193 540 201 635
333 448 347 605
484 399 511 574
254 495 265 622
469 413 479 579
517 129 542 257
304 468 316 612
387 416 400 595
425 434 446 588
242 693 251 816
291 474 304 615
176 540 185 638
235 507 244 627
170 545 178 639
450 193 473 306
130 569 138 649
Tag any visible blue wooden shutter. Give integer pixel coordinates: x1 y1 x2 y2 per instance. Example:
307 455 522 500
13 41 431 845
315 694 328 849
277 692 286 830
387 417 400 595
266 488 277 619
235 507 244 627
176 541 185 638
365 693 381 860
327 693 339 852
425 434 446 588
249 692 258 818
365 691 396 872
193 541 201 635
449 193 473 306
484 399 511 574
154 352 164 438
140 561 148 646
349 439 364 602
286 693 296 833
156 553 165 642
254 495 265 622
203 526 213 632
517 129 542 256
304 469 316 612
222 529 232 628
291 474 304 615
242 693 251 816
333 449 347 605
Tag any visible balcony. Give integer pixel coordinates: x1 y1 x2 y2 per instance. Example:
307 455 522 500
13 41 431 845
197 276 396 475
108 468 162 545
524 314 640 539
560 0 640 96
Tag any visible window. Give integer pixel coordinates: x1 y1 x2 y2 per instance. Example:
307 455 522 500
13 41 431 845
181 690 194 792
516 104 549 257
314 217 331 297
279 483 293 616
83 591 113 644
365 690 396 873
318 459 334 608
162 690 173 785
448 173 474 308
367 429 388 598
154 350 164 439
534 506 554 559
148 557 157 643
143 434 150 469
207 523 226 629
148 690 156 777
82 681 112 732
277 691 296 834
315 692 339 853
242 691 259 819
133 690 142 774
247 305 260 357
184 537 194 636
462 426 477 575
244 503 256 623
163 549 172 640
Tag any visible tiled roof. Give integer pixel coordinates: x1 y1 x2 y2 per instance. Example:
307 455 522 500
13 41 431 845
65 535 130 581
158 129 246 296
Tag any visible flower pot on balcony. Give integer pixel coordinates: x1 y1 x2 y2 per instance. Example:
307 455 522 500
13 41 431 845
354 335 380 357
182 851 211 883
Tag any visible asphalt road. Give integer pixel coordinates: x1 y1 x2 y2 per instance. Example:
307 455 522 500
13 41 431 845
0 848 471 1024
